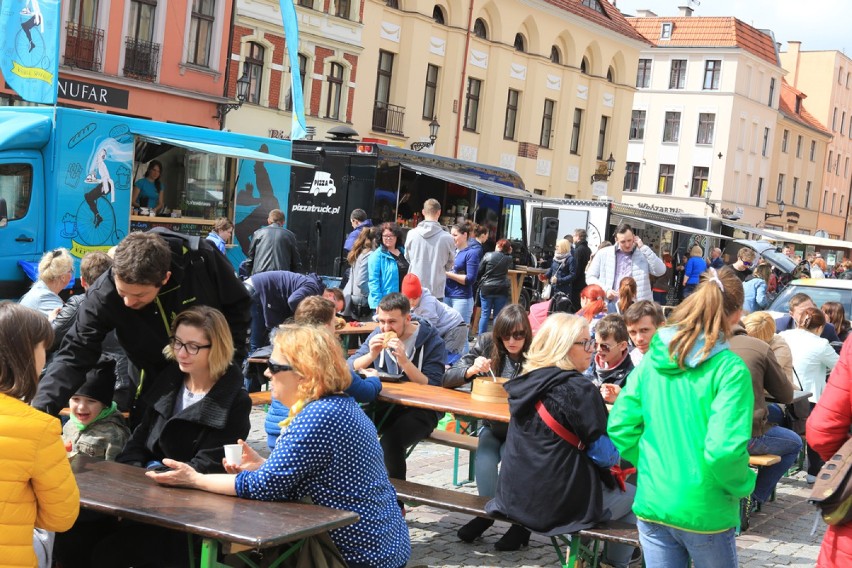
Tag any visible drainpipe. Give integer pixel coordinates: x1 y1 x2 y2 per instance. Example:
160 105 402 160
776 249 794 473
453 0 475 159
220 0 238 130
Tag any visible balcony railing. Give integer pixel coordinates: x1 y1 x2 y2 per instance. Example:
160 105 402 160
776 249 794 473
64 22 104 72
372 101 405 136
123 37 160 81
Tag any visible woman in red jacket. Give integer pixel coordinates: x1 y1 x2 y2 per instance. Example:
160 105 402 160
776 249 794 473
807 339 852 567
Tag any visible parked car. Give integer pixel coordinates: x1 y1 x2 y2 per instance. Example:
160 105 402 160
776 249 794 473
767 278 852 316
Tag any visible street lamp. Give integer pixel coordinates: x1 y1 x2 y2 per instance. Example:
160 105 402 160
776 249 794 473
764 199 786 222
410 117 440 151
704 187 717 213
590 153 616 183
216 68 251 123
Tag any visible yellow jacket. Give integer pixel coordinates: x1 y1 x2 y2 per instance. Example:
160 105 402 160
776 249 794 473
0 394 79 567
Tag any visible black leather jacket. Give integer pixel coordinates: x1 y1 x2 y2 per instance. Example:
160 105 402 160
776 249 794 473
245 224 301 275
477 251 513 295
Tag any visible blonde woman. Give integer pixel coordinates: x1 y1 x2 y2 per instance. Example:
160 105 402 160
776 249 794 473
743 311 794 388
609 267 755 565
20 248 74 319
541 238 576 297
148 324 411 568
486 313 636 565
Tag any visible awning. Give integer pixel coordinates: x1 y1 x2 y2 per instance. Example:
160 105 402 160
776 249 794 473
401 163 531 200
618 214 726 240
134 134 313 168
763 227 852 249
721 221 802 243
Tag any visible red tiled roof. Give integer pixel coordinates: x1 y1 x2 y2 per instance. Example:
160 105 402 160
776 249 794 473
541 1 648 44
779 80 831 135
626 16 778 65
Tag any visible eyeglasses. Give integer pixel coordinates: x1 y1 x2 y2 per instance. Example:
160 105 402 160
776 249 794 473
170 337 212 355
500 331 526 341
382 234 396 240
595 342 617 353
573 338 595 353
267 359 294 375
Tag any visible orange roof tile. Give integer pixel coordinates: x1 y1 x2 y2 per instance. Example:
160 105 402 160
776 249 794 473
542 1 648 44
626 16 778 65
779 80 831 135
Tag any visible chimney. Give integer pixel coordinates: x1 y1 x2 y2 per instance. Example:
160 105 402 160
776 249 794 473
635 9 658 17
788 41 802 87
678 6 693 17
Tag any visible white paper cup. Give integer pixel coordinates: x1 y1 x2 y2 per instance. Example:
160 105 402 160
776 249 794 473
224 444 242 466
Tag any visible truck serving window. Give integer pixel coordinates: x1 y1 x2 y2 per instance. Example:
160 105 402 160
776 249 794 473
0 164 33 221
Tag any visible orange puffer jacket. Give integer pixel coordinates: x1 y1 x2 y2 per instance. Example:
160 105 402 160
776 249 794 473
0 394 79 567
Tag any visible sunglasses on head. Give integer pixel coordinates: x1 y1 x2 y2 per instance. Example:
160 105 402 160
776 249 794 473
267 359 293 375
501 331 526 341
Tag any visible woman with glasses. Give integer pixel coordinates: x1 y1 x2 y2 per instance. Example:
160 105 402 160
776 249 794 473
444 304 532 549
20 248 74 319
368 222 408 309
149 324 411 568
117 306 250 474
485 313 636 565
609 267 755 566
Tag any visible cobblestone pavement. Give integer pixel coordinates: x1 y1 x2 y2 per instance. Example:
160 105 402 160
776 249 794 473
246 408 825 568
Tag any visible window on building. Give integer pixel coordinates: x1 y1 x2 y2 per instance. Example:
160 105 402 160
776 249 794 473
624 162 639 192
335 0 350 18
422 64 439 119
663 111 681 142
570 108 583 155
776 173 785 201
285 53 307 111
244 42 264 104
696 113 715 145
297 0 312 7
768 77 776 107
795 96 802 113
805 180 812 208
781 129 789 153
581 0 605 13
326 62 344 119
703 60 721 90
375 50 393 110
629 110 645 140
796 135 803 158
828 150 834 172
823 190 829 212
514 34 525 52
597 115 609 159
580 57 589 74
660 22 673 40
833 107 839 130
188 0 215 67
636 59 651 88
841 195 846 215
762 127 770 157
504 89 519 140
843 112 847 133
669 59 686 89
385 0 398 8
129 0 157 43
756 177 765 207
658 164 675 194
432 6 445 24
690 166 709 198
473 18 487 39
550 46 561 64
464 77 482 131
837 153 842 175
846 157 850 178
540 99 555 148
792 177 799 205
810 140 817 161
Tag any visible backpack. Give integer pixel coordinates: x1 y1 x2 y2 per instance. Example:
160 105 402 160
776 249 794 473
809 436 852 525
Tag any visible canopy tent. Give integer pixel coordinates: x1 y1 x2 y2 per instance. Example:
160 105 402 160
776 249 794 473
399 162 531 201
133 134 313 168
618 214 726 240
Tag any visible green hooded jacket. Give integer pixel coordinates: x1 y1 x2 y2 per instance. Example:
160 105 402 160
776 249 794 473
608 328 756 533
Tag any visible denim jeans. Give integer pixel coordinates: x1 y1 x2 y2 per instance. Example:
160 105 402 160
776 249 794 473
652 291 668 306
748 425 802 502
474 426 503 497
637 519 738 568
479 293 508 336
249 292 270 353
766 403 784 425
444 296 474 326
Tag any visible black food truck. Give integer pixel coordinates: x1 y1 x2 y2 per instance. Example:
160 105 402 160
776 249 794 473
289 138 532 279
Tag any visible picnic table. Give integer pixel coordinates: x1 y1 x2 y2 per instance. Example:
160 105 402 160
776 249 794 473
377 381 509 422
336 321 378 350
70 454 359 568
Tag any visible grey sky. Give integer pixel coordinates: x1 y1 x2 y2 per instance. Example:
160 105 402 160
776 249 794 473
617 0 849 54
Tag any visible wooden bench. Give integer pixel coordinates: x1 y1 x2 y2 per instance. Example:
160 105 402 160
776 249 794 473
391 478 640 568
738 454 782 533
427 429 480 453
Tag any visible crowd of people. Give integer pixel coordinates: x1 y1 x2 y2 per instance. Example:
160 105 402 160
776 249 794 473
4 206 852 568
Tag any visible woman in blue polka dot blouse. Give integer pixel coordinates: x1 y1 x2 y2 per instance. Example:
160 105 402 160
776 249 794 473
147 324 410 568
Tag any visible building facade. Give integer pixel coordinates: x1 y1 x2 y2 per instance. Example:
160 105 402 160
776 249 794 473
780 43 852 240
0 0 237 128
621 10 785 227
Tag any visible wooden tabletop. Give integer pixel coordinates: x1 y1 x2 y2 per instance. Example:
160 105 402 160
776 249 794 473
377 381 510 422
336 322 378 336
71 455 359 549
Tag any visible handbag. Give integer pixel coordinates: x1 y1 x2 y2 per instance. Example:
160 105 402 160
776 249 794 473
809 436 852 525
540 282 552 301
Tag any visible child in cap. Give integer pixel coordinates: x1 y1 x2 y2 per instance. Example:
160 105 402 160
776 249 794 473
62 359 130 461
401 273 468 364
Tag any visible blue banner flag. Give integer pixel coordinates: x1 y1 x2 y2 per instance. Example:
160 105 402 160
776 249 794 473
280 1 306 140
0 0 60 104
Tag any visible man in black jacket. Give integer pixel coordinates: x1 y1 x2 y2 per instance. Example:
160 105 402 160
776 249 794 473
33 229 251 419
571 228 592 312
244 208 301 275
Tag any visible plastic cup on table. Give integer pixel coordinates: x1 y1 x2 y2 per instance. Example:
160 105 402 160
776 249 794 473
224 444 242 466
